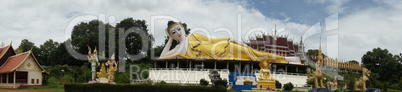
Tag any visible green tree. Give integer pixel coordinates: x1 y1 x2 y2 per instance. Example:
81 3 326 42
17 39 35 52
49 41 79 66
348 60 359 65
115 18 154 62
37 39 59 66
71 20 113 56
16 39 40 60
306 49 327 58
77 64 91 82
361 48 400 81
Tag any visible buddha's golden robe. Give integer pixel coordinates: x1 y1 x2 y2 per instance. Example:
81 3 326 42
159 33 287 63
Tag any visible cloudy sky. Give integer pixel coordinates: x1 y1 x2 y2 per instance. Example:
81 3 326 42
0 0 401 63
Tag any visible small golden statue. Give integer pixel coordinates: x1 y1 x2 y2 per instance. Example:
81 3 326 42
307 38 325 88
354 68 370 90
105 53 118 82
332 79 338 88
257 60 276 89
97 64 109 83
327 79 338 89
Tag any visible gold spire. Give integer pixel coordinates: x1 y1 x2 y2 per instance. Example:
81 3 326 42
318 36 323 64
274 24 277 40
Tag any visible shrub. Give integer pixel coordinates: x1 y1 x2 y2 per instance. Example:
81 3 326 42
208 70 227 87
64 83 226 92
115 72 131 83
62 74 74 83
160 80 167 84
200 78 209 86
214 79 227 87
47 77 61 87
275 80 282 88
389 84 401 90
283 82 294 91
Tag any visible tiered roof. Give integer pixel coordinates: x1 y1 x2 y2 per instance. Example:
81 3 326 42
246 35 300 56
0 45 48 74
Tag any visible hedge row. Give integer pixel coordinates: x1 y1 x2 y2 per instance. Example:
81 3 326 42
64 83 226 92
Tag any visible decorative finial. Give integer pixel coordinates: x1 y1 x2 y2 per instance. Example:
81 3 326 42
274 24 277 40
94 46 97 53
0 42 4 48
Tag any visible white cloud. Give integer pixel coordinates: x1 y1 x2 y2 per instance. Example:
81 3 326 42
306 0 349 14
325 0 402 62
0 0 309 49
1 0 401 64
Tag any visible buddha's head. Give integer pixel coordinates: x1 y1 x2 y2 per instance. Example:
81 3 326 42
166 20 186 42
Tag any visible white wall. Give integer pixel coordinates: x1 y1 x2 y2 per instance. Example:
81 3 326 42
269 73 307 87
149 69 307 87
15 55 43 85
28 71 42 85
149 69 229 84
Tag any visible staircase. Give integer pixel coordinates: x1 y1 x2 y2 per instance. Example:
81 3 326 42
0 83 21 89
307 59 338 79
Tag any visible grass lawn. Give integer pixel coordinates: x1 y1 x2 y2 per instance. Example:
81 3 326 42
0 85 64 92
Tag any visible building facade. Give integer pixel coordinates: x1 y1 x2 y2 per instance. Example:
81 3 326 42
0 44 48 88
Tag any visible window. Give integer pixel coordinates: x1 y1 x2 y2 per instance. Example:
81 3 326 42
31 79 34 84
37 79 39 84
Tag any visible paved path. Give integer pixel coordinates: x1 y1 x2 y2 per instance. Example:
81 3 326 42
0 90 55 92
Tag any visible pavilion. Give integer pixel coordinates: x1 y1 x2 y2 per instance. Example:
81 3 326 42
0 44 48 88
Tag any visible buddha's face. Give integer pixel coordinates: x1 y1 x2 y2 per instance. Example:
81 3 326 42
168 24 185 42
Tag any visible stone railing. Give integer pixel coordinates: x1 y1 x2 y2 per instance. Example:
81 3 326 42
149 68 229 72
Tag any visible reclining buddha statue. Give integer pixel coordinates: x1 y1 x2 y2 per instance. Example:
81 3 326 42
159 21 286 89
159 21 286 64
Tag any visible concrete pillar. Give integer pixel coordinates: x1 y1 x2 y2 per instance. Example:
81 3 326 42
165 61 168 69
13 71 16 87
189 61 192 70
6 73 8 83
177 60 180 69
251 62 254 72
285 65 288 74
214 61 217 69
202 61 204 69
226 61 229 70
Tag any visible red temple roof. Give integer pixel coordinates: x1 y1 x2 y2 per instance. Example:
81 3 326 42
0 46 10 58
0 50 48 74
0 51 29 73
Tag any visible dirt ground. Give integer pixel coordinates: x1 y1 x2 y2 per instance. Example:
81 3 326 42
0 90 56 92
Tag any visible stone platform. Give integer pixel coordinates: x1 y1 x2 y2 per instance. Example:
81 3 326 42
242 88 281 92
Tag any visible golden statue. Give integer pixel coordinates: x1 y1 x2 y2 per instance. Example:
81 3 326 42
105 53 118 82
97 63 109 83
331 79 338 88
354 67 370 90
307 37 325 88
159 21 286 89
159 21 287 62
257 60 276 89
